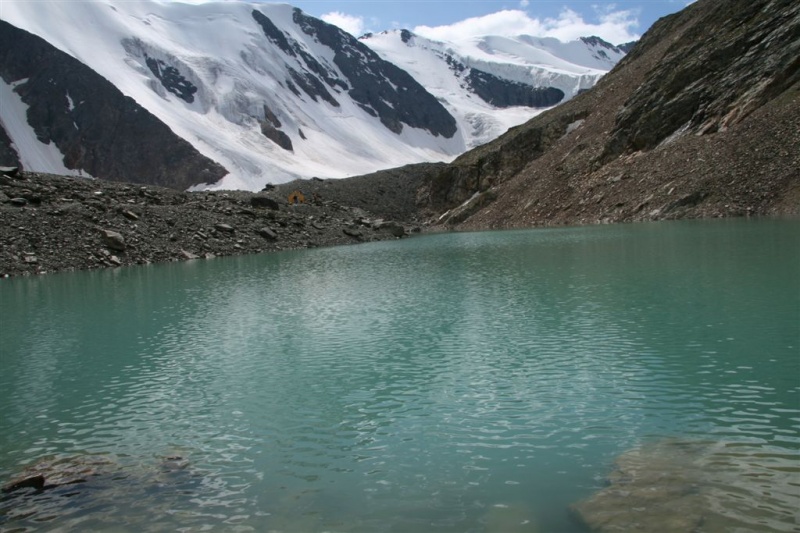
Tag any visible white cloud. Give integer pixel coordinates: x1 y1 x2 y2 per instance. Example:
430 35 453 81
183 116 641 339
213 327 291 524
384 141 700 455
519 0 530 7
320 11 366 37
414 8 640 45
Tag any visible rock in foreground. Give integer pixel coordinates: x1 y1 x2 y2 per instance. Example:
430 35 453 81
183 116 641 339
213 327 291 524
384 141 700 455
570 439 800 532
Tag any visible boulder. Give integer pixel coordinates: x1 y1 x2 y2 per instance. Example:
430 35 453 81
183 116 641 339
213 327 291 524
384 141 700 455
343 227 363 239
375 220 406 237
0 165 20 178
101 229 126 251
121 209 140 221
250 195 280 210
257 227 278 240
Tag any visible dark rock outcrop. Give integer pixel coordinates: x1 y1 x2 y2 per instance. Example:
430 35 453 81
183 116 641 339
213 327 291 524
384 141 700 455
144 55 198 103
251 10 295 57
273 162 444 222
285 66 340 107
443 53 563 109
421 109 589 209
579 36 629 61
466 69 564 108
250 195 280 210
0 123 20 168
260 122 293 151
0 20 227 190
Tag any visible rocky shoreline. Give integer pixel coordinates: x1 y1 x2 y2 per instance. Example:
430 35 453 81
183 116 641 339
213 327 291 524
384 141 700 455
0 168 422 278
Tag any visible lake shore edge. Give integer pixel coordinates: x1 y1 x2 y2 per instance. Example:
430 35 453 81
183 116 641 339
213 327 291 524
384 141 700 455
1 168 796 278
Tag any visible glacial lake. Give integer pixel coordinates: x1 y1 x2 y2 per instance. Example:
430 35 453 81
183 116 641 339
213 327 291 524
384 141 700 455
1 218 798 532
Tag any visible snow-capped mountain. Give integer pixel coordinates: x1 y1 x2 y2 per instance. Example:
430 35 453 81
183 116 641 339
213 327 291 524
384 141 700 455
0 1 627 190
362 29 626 150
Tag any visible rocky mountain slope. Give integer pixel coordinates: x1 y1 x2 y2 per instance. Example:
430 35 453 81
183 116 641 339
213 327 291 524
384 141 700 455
418 0 799 228
0 1 625 190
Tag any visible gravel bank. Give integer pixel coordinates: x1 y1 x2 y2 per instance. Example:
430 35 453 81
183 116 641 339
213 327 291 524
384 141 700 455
0 170 422 277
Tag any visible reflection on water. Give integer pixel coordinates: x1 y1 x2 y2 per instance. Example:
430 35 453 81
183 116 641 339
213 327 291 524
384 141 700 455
1 218 798 532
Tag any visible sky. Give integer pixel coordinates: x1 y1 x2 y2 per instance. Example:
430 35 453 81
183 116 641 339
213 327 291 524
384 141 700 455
281 0 694 45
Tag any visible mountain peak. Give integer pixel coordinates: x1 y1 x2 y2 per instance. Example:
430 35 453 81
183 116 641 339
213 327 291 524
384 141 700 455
579 35 617 50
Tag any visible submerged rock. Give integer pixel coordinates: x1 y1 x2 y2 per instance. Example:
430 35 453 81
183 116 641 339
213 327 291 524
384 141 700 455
0 452 211 530
570 439 800 532
2 455 114 495
2 474 45 494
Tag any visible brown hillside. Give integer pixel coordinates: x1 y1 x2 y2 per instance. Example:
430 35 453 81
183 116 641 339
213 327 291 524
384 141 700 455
422 0 800 230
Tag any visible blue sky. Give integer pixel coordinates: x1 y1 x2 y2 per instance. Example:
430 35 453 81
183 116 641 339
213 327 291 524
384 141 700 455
284 0 693 44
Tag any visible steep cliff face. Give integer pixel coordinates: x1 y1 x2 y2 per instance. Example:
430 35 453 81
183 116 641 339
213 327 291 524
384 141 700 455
0 20 227 189
423 0 800 227
602 0 800 161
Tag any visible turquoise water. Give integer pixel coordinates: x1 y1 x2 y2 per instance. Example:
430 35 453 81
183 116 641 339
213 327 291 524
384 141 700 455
1 218 798 532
